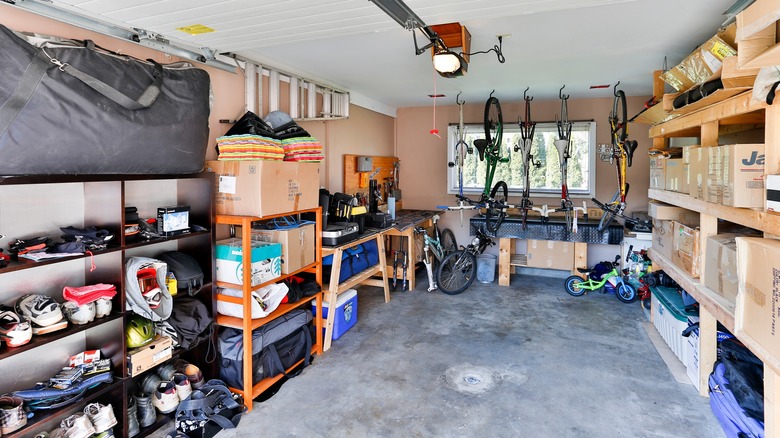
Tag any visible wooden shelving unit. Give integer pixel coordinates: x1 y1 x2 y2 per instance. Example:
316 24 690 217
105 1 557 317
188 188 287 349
647 37 780 432
214 208 323 411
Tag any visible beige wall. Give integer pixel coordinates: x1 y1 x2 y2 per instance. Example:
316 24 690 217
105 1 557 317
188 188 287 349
396 95 651 214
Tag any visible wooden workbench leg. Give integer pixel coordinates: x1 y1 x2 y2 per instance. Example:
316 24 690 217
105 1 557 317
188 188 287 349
698 306 717 397
406 231 416 291
376 235 390 303
573 242 587 277
323 248 343 352
499 238 511 286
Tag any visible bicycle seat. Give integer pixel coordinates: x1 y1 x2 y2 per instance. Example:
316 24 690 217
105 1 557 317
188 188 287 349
576 267 590 274
472 139 488 162
625 140 639 167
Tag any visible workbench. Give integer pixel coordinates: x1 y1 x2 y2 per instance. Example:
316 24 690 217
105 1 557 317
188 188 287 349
469 216 624 286
321 230 388 351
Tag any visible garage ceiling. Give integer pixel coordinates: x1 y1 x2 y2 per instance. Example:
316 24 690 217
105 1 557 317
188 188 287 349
40 0 736 112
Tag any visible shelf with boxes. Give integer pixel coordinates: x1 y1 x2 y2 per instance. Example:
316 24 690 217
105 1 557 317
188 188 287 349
0 172 216 438
214 210 323 411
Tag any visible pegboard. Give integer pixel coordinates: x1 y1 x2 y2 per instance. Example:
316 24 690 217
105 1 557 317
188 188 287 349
343 154 400 197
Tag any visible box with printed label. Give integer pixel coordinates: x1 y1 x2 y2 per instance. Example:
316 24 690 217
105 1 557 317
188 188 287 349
649 156 667 190
216 238 282 286
127 335 173 377
706 147 725 203
252 224 315 275
206 160 319 217
720 144 765 208
526 240 574 270
665 159 685 192
672 221 701 278
313 289 358 341
767 175 780 212
704 234 742 303
689 147 709 200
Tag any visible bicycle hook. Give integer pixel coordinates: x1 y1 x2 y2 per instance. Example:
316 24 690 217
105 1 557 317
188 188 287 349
613 81 621 97
524 87 532 102
489 89 495 99
559 85 569 100
456 91 464 105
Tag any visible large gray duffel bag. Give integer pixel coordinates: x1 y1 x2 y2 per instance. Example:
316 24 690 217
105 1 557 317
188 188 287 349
0 24 211 175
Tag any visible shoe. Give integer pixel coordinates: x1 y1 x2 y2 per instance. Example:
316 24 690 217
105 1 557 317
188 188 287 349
151 381 179 414
84 403 117 433
94 298 112 318
0 395 26 434
45 428 64 438
182 363 204 390
15 293 64 327
126 397 140 438
133 392 157 428
156 362 177 381
172 373 192 401
59 413 95 438
31 318 69 335
93 431 115 438
140 373 162 396
0 307 32 347
62 301 95 325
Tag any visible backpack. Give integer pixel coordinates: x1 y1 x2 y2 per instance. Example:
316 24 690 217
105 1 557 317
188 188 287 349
172 379 246 438
167 296 213 350
158 251 204 296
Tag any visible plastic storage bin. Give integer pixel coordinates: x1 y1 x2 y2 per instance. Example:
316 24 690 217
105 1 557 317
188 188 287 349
651 285 697 365
314 289 358 340
476 254 497 283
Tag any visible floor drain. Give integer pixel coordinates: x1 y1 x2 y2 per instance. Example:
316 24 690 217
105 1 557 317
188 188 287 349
464 375 481 385
443 365 499 394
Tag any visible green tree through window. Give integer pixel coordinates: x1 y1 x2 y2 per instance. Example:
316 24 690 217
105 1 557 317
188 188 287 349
448 122 595 196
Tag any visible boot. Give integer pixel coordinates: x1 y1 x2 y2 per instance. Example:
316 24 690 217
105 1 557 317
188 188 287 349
126 397 140 438
134 392 157 428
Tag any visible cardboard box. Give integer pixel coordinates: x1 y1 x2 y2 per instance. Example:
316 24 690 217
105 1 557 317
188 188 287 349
252 224 315 274
648 201 699 224
689 147 710 200
526 240 574 270
216 238 282 286
703 234 742 303
649 156 667 190
736 0 780 42
767 175 780 212
706 147 725 203
736 12 778 68
735 237 780 372
665 159 685 192
672 221 701 278
206 160 319 217
720 144 765 208
682 146 700 164
652 219 675 261
127 335 173 377
661 35 736 91
721 56 759 88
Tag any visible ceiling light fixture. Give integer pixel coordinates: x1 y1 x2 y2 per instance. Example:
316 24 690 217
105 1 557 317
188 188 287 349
369 0 504 78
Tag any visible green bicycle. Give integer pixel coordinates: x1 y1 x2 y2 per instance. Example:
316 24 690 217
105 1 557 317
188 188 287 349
468 91 510 233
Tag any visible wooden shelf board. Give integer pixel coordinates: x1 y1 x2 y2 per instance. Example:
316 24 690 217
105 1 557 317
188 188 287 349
648 189 780 235
323 265 383 294
648 249 735 332
509 254 528 267
0 245 123 274
215 293 322 331
215 260 321 292
649 91 765 138
216 209 320 226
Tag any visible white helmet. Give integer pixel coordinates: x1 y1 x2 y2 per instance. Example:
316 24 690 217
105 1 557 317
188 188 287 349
62 301 96 325
95 298 113 319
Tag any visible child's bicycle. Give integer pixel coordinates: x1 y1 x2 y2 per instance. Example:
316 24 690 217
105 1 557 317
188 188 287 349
564 254 637 303
413 214 458 292
435 227 495 295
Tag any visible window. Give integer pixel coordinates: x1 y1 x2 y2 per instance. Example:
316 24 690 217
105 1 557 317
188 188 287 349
447 121 596 197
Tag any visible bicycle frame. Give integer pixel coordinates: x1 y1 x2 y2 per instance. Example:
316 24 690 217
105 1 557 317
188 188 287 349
514 87 538 229
474 91 508 202
554 85 575 228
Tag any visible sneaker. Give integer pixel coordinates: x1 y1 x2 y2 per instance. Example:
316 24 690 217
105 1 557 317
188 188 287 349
15 293 64 327
172 373 192 401
0 307 32 347
94 298 112 318
182 363 204 390
156 362 177 381
93 431 115 438
133 392 157 428
126 397 140 438
31 318 69 335
84 403 117 433
0 395 27 434
59 413 95 438
151 381 179 414
140 373 162 396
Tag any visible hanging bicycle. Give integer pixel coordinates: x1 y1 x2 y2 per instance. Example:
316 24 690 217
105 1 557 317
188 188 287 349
591 83 647 232
447 92 475 227
513 87 540 230
552 85 583 232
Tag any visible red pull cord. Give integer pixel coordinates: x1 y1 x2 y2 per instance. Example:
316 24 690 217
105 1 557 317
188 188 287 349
86 250 96 272
430 67 441 138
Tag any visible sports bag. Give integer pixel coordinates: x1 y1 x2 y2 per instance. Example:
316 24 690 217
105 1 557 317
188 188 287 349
0 24 211 175
158 251 204 296
323 239 379 284
218 309 311 389
172 379 246 438
260 322 314 379
709 362 764 438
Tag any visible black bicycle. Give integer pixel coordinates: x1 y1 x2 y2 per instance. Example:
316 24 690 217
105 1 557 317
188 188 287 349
436 228 495 295
514 87 540 230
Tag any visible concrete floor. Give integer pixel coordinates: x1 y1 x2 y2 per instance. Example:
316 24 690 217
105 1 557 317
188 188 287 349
157 273 725 438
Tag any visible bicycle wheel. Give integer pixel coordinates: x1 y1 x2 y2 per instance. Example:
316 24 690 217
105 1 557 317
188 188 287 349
437 250 477 295
485 181 508 233
615 282 637 303
440 228 458 258
564 275 587 297
595 189 620 232
611 90 627 143
484 96 503 148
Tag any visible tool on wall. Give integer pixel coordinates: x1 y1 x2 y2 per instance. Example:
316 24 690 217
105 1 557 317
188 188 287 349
368 167 382 213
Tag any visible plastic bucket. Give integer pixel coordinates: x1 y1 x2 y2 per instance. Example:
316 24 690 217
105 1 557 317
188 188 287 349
476 254 497 283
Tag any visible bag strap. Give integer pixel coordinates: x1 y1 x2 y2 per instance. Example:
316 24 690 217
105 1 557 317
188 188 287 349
0 50 50 138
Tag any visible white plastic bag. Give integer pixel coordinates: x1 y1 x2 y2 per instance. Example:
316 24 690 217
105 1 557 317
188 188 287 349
217 283 288 319
752 66 780 104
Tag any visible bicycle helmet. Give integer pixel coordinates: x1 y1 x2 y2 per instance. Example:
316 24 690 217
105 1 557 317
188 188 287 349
62 301 96 325
15 293 64 327
0 306 32 347
126 315 154 349
94 298 113 319
154 320 180 349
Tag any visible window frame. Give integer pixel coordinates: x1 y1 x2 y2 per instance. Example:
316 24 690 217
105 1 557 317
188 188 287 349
446 121 597 198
